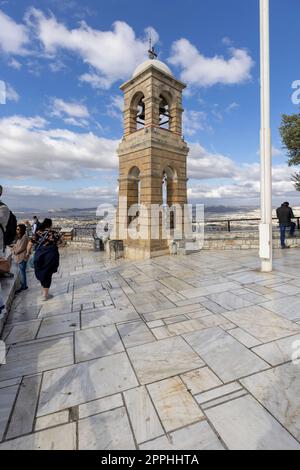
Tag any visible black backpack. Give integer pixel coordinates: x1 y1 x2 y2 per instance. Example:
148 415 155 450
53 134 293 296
0 203 17 247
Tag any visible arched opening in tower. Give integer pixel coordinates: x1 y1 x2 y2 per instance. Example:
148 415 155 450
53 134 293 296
128 166 141 225
159 95 170 130
162 167 176 230
136 96 145 129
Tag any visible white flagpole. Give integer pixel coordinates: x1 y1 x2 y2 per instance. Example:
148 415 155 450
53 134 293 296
259 0 273 272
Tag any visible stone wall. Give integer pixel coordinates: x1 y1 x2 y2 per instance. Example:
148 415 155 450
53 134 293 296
203 230 300 250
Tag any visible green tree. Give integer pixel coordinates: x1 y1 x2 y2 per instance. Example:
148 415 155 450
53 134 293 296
280 113 300 190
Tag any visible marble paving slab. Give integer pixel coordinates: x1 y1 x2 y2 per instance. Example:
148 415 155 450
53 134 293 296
159 277 194 292
75 325 124 362
0 423 76 450
35 411 69 431
117 321 155 348
261 297 300 322
180 367 222 395
241 363 300 441
6 375 42 440
152 319 207 338
81 307 140 329
124 386 164 444
198 299 228 314
195 382 243 405
206 292 252 310
147 377 204 432
228 328 262 348
38 313 80 339
37 352 138 416
223 306 300 342
78 408 136 450
127 336 204 385
79 394 123 420
206 395 300 450
140 421 224 450
0 378 22 389
143 304 202 322
128 291 174 315
38 293 73 318
0 336 74 381
183 327 268 383
0 385 19 441
4 321 41 345
180 282 240 300
252 334 300 366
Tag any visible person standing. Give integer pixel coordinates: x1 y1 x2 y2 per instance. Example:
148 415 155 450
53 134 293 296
31 216 41 236
27 218 61 301
276 202 296 249
11 224 29 294
0 185 10 256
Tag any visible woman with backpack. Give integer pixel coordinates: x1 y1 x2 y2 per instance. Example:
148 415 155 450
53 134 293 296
27 218 62 301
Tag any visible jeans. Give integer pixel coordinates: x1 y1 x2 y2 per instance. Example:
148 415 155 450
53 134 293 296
19 261 28 290
280 223 296 247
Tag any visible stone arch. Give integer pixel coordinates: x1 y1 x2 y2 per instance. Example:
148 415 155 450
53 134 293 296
129 91 146 132
162 165 177 230
127 166 141 224
158 91 174 130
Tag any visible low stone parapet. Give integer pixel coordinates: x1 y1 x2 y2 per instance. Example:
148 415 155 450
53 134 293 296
0 263 19 336
203 230 300 250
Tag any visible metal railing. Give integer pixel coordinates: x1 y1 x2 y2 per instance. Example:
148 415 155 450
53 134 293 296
63 217 300 239
200 217 300 233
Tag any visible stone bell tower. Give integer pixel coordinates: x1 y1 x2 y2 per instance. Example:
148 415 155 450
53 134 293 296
117 47 189 260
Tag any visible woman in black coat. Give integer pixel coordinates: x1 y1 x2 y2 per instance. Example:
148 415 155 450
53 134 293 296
27 218 61 301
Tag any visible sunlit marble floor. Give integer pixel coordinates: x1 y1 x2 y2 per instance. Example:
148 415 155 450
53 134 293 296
1 247 300 450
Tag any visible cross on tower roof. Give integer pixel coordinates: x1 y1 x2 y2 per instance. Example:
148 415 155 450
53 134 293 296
148 37 158 60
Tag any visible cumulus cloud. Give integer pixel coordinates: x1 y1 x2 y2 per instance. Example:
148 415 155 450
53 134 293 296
51 98 90 119
106 95 124 120
0 115 119 180
169 38 254 87
188 147 297 202
183 110 211 136
8 58 22 70
0 10 29 55
4 83 20 102
188 143 237 179
25 8 158 88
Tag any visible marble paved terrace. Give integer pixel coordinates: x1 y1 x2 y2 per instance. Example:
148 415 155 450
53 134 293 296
1 247 300 450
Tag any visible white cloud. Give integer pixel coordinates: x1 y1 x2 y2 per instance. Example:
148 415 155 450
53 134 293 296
169 38 254 88
5 184 117 203
225 102 240 113
26 8 159 89
0 115 119 180
8 58 22 70
188 143 237 179
5 83 20 102
0 10 29 55
51 98 90 119
188 146 297 202
222 37 234 47
106 95 124 120
63 117 89 128
183 110 210 136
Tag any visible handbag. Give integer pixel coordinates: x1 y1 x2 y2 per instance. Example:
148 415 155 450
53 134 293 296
29 232 48 270
0 257 11 274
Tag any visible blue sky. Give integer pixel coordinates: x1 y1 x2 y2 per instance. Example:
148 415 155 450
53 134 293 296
0 0 299 210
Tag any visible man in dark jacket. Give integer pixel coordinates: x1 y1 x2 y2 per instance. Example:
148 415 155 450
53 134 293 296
276 202 296 249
